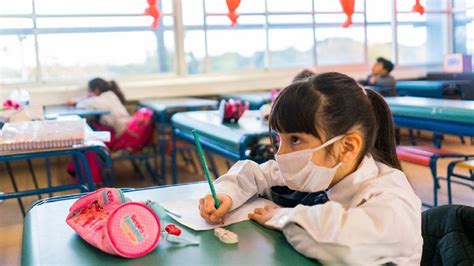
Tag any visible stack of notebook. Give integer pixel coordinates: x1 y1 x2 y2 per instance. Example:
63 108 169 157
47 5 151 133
0 119 86 152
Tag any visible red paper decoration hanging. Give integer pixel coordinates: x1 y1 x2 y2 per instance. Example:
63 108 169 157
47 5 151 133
412 0 425 15
340 0 355 28
226 0 241 27
145 0 161 29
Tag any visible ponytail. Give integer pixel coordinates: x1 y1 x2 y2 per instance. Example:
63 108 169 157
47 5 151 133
366 89 401 170
88 78 126 105
108 80 126 105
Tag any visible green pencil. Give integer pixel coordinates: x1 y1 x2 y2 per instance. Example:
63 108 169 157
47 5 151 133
192 130 221 208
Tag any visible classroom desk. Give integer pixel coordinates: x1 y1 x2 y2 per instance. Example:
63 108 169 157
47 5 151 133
21 182 316 265
219 91 271 110
0 144 112 216
171 110 269 183
396 80 471 99
0 116 113 215
427 72 474 100
138 98 218 181
386 96 474 147
44 104 110 119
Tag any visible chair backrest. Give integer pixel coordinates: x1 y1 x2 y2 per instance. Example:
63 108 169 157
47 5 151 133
112 107 154 153
421 205 474 265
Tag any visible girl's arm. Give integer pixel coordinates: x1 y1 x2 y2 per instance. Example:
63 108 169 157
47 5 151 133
265 191 422 264
76 96 101 109
214 160 285 211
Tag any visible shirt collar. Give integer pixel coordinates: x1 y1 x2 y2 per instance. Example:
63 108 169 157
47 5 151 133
326 155 379 207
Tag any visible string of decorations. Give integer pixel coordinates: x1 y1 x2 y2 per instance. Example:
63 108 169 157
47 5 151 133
144 0 425 29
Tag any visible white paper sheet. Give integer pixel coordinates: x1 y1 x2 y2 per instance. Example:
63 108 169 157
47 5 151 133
160 197 275 231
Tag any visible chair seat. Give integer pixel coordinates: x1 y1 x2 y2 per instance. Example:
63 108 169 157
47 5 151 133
456 160 474 171
397 146 462 157
396 147 431 166
396 146 466 167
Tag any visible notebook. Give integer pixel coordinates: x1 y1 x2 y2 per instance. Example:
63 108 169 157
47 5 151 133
0 119 86 152
159 197 275 231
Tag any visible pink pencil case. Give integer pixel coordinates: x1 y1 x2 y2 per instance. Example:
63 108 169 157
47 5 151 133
66 188 161 258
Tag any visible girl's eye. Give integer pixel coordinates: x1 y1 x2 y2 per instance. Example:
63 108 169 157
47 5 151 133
290 136 300 145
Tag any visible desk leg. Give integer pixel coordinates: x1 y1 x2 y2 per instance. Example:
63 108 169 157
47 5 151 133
432 133 443 149
186 150 199 174
171 128 177 184
26 160 42 200
206 152 219 179
429 158 439 207
77 152 96 191
45 158 53 197
5 162 26 216
130 160 145 180
160 128 167 183
72 155 87 192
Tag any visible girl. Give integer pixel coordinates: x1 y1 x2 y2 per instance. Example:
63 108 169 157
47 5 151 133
67 78 154 184
199 72 422 265
72 78 130 137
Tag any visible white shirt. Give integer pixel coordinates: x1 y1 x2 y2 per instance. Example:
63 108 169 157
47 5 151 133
76 91 131 136
214 156 423 265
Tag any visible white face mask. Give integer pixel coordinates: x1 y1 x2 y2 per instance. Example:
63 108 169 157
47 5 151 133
275 135 344 192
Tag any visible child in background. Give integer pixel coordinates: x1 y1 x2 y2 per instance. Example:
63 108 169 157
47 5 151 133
292 69 316 82
199 72 422 265
71 78 131 137
67 78 155 184
361 57 397 96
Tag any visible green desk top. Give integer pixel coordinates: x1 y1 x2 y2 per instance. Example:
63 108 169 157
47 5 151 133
44 105 110 119
139 97 218 113
22 183 317 265
171 110 270 152
385 96 474 124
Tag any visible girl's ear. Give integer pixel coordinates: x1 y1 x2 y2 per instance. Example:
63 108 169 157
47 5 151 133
338 131 363 163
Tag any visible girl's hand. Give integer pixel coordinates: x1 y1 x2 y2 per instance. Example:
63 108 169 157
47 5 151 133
248 205 280 228
369 76 378 84
66 99 77 106
199 194 232 223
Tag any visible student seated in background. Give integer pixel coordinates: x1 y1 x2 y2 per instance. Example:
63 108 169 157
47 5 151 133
360 57 397 96
293 69 316 82
69 78 131 137
67 78 153 184
200 73 422 265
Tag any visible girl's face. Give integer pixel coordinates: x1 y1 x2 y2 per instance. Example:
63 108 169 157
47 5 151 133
276 132 340 168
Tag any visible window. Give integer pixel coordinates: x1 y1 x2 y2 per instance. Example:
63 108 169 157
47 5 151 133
0 0 175 84
453 0 474 57
366 0 392 63
182 0 266 74
0 1 35 83
0 1 465 85
396 0 449 65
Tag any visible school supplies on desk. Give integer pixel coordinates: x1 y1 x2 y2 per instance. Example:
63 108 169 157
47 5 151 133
66 188 161 258
218 99 249 123
0 119 86 152
159 197 274 231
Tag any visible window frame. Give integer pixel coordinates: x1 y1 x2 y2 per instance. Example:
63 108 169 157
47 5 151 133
0 0 461 86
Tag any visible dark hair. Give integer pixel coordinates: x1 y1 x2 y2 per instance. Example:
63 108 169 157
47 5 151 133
88 78 126 105
293 69 316 82
376 57 394 73
270 72 401 170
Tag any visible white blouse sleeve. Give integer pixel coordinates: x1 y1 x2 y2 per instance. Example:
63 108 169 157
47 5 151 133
214 160 286 211
265 191 422 265
76 96 102 109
